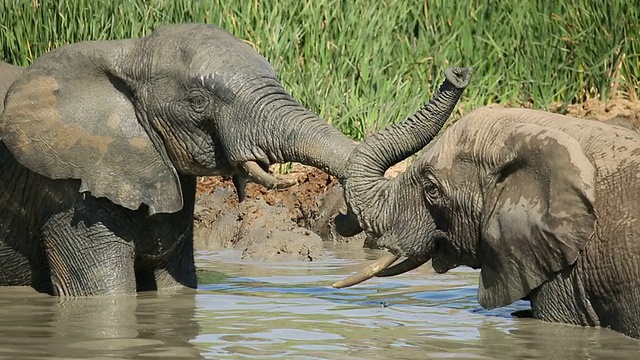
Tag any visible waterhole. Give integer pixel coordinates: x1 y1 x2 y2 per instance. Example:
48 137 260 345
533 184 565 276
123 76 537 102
0 244 637 359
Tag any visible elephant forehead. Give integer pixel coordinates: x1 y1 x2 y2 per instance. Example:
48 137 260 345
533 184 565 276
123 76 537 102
192 46 275 78
160 25 276 80
420 128 465 171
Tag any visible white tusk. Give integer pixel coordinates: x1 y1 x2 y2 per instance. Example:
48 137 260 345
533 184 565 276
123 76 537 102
332 252 400 288
242 161 297 190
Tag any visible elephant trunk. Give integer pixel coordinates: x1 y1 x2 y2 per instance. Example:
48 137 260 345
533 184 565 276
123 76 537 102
345 67 472 221
252 81 357 181
331 67 472 288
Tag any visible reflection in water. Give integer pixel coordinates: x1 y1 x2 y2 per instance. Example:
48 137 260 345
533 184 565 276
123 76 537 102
0 244 637 359
0 288 203 359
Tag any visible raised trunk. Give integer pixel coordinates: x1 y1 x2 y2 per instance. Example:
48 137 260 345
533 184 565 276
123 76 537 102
330 67 473 289
349 67 472 181
345 67 472 218
252 80 357 181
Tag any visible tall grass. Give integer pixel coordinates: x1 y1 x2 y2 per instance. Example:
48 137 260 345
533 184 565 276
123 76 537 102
0 0 638 139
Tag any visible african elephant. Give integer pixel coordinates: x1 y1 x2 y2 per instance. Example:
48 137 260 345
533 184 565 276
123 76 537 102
0 23 357 297
333 89 640 338
0 61 24 113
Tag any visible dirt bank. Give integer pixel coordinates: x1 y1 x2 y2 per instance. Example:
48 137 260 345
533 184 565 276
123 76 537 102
193 98 640 261
193 164 357 261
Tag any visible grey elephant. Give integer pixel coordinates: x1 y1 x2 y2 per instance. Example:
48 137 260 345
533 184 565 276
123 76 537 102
332 82 640 338
0 61 24 113
0 23 357 297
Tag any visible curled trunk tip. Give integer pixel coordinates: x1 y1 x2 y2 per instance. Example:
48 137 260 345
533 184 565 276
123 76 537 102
445 67 473 90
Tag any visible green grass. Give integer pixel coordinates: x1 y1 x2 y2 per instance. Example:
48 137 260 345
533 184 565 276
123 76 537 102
0 0 638 140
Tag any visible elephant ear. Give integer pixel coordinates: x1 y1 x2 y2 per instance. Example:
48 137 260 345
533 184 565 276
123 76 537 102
478 123 596 309
0 42 183 215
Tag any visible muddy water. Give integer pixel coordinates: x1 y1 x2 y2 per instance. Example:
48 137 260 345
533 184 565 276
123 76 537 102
0 245 637 359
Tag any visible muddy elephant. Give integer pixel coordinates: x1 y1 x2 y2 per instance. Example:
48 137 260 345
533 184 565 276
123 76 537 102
0 23 358 297
333 92 640 338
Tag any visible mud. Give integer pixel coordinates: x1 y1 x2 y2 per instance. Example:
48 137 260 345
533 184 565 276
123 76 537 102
193 164 365 261
192 160 412 260
193 97 640 261
559 98 640 131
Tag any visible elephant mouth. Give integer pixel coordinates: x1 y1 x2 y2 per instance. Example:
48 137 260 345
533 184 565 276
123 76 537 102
331 231 446 289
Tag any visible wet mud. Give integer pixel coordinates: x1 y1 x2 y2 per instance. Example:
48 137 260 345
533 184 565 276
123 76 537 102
193 164 366 261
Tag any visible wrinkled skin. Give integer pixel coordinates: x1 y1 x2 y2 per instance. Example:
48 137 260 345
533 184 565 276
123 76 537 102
338 103 640 339
0 23 357 297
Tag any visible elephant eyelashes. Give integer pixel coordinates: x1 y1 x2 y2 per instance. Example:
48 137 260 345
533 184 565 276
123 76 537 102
189 93 209 113
195 73 236 104
425 184 440 201
422 173 442 203
197 73 216 90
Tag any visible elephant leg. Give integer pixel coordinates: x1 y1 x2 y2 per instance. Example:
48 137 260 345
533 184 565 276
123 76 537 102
155 241 197 293
530 268 600 328
135 236 197 293
591 281 640 339
135 177 198 293
42 202 137 297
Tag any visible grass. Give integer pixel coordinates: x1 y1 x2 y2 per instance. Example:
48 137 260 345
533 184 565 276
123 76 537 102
0 0 638 140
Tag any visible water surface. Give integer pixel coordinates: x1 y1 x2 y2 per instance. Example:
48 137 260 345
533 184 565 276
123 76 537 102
0 244 637 359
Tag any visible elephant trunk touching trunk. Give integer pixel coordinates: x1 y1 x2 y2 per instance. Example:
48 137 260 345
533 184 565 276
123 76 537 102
348 67 472 182
278 110 357 181
344 67 472 224
332 67 472 288
253 83 357 181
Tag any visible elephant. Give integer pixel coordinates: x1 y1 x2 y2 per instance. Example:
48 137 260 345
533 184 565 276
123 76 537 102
0 23 358 297
0 61 24 113
332 87 640 338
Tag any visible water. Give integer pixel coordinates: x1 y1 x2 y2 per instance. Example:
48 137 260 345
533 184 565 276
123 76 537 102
0 244 637 359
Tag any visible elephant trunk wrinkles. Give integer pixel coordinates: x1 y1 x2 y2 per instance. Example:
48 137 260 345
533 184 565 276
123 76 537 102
344 67 472 229
253 84 356 181
349 68 471 182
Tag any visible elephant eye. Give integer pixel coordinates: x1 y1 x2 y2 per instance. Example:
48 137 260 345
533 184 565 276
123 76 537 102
422 173 443 203
189 92 209 113
425 185 440 201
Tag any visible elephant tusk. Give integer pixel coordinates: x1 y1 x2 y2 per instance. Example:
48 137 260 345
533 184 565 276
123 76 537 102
242 161 298 190
331 252 399 288
375 256 429 277
232 174 248 202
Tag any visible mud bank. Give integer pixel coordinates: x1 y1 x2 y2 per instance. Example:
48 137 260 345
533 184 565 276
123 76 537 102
193 164 365 261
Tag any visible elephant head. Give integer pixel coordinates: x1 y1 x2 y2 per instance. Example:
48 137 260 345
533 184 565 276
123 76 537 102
0 23 356 215
334 98 598 309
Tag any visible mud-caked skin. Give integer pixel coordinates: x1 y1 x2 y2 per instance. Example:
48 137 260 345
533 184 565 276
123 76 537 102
340 103 640 339
0 23 358 297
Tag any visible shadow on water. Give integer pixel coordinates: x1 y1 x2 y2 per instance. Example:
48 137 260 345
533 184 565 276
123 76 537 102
0 244 638 359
